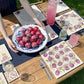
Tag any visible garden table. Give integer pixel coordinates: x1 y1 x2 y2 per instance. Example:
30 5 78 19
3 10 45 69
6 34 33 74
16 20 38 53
0 1 84 84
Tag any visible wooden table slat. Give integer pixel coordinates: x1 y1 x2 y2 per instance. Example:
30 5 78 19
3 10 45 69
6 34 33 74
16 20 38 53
0 2 84 84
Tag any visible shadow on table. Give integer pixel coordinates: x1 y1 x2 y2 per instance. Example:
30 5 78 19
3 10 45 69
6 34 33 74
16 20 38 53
21 73 36 82
17 51 39 57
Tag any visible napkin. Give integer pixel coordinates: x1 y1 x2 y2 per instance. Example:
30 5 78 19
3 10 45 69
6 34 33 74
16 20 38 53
10 24 20 32
45 25 58 42
0 72 8 84
0 44 12 65
69 34 79 46
56 0 70 13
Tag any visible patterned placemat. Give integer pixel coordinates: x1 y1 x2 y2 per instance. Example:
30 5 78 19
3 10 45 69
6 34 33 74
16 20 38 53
40 41 83 79
55 10 84 35
0 44 12 65
4 68 20 83
0 72 8 84
13 5 46 25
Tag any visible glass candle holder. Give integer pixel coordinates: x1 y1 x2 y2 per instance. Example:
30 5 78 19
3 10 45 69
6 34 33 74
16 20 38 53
2 61 14 72
59 26 67 40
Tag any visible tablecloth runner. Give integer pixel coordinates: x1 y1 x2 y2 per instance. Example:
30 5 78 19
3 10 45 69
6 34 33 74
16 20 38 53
0 22 62 72
0 36 39 72
0 20 84 72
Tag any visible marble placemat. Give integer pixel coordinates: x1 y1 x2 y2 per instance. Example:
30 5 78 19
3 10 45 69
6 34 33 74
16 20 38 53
40 41 83 79
0 72 8 84
13 5 46 25
0 44 12 65
55 10 84 35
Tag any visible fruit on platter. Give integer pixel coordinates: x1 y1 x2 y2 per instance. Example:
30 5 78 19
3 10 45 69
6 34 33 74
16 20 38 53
16 26 45 48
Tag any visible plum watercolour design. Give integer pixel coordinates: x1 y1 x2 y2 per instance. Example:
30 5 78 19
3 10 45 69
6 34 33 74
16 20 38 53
10 24 20 31
45 25 58 42
40 41 83 79
56 10 84 35
4 68 19 83
1 53 10 62
49 33 58 39
0 44 12 65
0 73 8 84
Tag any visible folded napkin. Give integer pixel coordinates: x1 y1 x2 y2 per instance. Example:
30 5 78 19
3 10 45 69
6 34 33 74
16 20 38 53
10 24 20 32
56 0 69 13
0 44 12 65
0 72 8 84
45 25 58 42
